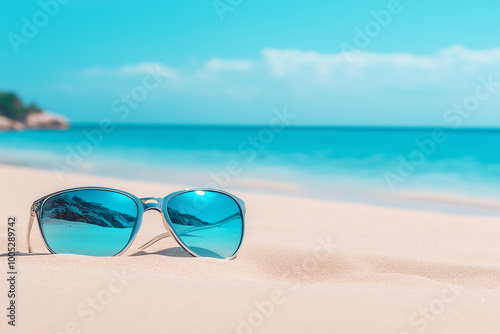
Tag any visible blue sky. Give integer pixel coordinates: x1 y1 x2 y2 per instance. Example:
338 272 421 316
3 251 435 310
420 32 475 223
1 0 499 126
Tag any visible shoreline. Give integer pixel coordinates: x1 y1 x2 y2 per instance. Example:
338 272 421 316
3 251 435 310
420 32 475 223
1 161 499 217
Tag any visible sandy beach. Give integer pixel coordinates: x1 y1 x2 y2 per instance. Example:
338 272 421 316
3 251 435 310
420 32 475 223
2 0 499 332
1 163 499 334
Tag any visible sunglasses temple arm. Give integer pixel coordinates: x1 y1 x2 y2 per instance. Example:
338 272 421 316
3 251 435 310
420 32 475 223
26 204 36 253
138 232 172 251
137 224 220 251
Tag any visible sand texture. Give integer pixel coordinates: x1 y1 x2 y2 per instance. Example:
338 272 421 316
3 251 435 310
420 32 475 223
1 164 499 334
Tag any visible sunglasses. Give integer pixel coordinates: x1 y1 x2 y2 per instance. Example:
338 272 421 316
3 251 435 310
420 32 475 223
27 187 246 259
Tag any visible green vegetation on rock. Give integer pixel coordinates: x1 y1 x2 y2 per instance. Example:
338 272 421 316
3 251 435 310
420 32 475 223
0 91 42 121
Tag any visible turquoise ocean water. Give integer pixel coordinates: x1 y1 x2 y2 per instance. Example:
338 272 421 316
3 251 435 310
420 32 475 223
1 126 499 215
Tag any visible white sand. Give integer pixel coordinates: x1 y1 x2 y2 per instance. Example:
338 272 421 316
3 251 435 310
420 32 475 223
1 164 499 334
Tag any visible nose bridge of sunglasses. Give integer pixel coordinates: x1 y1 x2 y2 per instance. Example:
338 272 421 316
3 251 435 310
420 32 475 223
140 197 163 212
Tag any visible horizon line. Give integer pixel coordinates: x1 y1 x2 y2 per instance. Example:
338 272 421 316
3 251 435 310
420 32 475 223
69 123 500 131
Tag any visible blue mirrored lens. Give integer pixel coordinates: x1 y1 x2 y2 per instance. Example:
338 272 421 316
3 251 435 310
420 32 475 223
40 189 139 256
166 190 243 259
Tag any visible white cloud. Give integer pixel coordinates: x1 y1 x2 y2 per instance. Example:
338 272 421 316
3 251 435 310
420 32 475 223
80 62 177 78
261 45 500 90
64 45 500 126
264 45 500 74
117 62 176 76
74 45 500 106
262 48 346 77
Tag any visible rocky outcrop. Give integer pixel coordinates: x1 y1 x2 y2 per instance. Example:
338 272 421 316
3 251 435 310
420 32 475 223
0 116 24 130
24 111 69 129
42 195 137 229
0 91 69 130
0 111 68 130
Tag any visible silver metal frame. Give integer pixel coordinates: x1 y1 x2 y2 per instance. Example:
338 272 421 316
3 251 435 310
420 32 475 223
27 187 246 260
